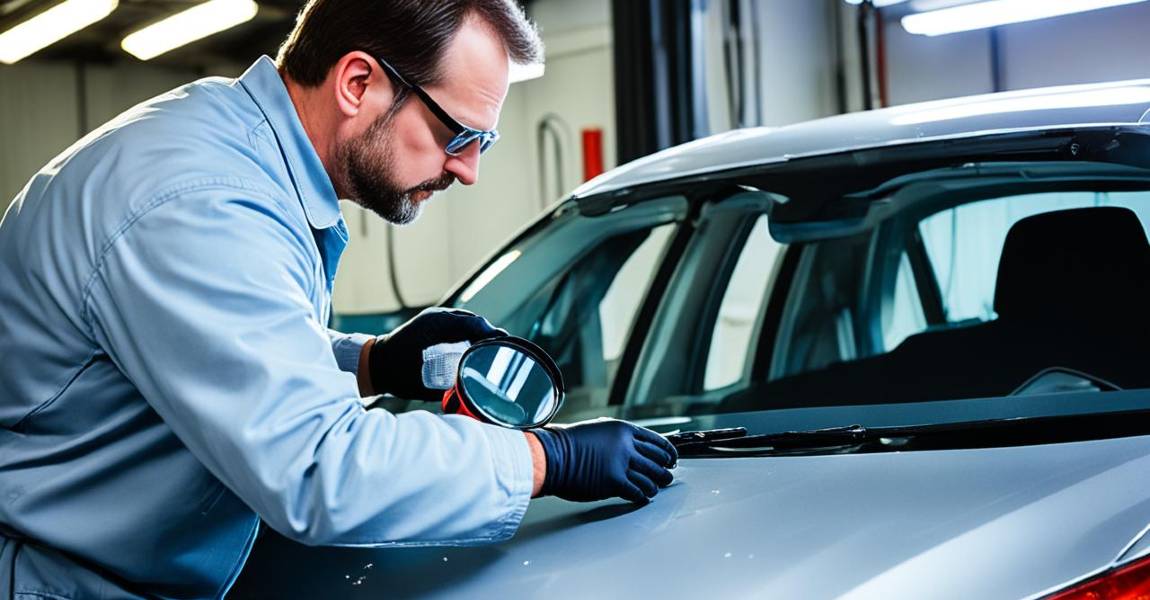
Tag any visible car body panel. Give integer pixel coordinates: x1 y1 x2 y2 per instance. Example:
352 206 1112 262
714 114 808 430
231 434 1150 599
572 79 1150 199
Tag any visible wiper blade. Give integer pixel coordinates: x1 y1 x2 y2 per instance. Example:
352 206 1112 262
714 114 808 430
675 409 1150 458
669 425 870 455
672 423 928 458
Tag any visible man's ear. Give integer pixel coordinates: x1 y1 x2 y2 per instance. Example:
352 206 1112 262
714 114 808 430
330 51 392 118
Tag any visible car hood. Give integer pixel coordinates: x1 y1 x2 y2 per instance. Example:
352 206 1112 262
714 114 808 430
231 434 1150 599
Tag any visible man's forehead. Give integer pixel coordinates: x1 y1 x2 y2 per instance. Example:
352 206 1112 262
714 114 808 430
426 17 510 130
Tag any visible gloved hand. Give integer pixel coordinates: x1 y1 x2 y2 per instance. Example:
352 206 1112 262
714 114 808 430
369 307 506 401
532 418 678 504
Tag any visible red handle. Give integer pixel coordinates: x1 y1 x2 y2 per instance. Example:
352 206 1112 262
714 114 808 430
442 386 480 421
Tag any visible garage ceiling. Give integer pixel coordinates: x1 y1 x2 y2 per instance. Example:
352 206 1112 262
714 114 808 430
0 0 307 68
0 0 540 69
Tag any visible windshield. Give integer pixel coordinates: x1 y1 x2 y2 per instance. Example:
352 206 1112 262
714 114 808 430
449 165 1150 438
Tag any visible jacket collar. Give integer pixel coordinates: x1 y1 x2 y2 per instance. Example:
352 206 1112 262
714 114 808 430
238 55 342 230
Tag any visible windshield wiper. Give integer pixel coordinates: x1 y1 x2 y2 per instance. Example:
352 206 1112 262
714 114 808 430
673 410 1150 458
665 427 748 448
673 425 872 457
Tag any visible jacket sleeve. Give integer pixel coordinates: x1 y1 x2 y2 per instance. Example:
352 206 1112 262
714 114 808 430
83 186 533 547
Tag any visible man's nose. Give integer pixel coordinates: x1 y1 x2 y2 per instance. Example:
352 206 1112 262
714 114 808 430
444 142 481 186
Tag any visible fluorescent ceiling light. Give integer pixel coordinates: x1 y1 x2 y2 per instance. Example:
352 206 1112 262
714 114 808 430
0 0 118 64
121 0 258 60
510 62 544 84
889 86 1150 125
903 0 1149 36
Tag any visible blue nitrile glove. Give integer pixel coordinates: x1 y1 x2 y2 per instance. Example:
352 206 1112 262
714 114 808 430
369 307 507 402
532 418 678 504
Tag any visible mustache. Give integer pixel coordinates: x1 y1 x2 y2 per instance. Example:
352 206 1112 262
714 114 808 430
410 173 456 195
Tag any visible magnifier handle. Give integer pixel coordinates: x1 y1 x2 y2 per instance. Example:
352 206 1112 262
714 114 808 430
442 387 481 421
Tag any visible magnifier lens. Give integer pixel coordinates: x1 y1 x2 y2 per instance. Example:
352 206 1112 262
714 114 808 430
453 340 561 428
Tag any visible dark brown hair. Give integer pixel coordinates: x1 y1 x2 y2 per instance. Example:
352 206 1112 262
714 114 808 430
276 0 542 88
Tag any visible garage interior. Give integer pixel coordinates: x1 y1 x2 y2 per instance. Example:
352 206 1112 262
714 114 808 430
4 1 1150 596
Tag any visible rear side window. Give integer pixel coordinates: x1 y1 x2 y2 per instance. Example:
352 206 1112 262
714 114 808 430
919 192 1150 324
752 189 1150 411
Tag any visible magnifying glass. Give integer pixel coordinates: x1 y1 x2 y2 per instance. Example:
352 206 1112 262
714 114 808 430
440 336 565 429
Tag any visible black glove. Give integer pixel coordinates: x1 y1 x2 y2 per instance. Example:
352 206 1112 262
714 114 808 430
532 419 678 504
369 307 506 401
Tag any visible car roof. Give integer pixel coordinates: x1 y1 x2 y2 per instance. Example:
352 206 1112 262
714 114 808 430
571 79 1150 199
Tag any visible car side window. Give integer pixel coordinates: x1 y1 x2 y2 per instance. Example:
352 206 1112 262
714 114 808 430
600 226 676 368
919 191 1150 325
626 191 780 414
525 224 676 419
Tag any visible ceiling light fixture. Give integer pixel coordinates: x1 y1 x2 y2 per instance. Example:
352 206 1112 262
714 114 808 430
902 0 1150 36
121 0 258 61
0 0 118 65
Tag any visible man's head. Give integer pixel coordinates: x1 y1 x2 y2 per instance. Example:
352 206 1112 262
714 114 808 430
276 0 542 224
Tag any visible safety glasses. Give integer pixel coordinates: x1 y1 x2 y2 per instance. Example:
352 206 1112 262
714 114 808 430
372 54 500 156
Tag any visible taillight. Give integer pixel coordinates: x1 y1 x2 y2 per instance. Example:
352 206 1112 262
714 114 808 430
1043 555 1150 600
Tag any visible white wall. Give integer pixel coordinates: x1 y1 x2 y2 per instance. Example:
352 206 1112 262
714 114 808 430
998 3 1150 90
705 0 841 133
0 61 235 216
0 62 80 213
755 0 840 125
882 1 1150 106
884 21 993 105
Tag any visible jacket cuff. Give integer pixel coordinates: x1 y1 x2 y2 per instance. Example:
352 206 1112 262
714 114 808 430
329 331 375 374
478 424 535 541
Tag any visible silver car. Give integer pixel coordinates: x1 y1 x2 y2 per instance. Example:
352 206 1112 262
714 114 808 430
230 79 1150 599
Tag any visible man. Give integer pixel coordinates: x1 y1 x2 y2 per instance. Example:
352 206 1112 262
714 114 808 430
0 0 677 597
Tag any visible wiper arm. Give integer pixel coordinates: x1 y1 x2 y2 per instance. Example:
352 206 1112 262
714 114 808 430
747 424 869 447
665 428 748 448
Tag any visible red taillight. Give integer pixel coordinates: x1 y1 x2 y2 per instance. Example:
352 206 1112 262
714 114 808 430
1044 555 1150 600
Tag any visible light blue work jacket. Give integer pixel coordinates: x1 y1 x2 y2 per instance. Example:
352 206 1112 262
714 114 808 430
0 56 532 599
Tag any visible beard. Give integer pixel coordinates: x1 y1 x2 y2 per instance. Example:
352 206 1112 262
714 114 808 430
334 113 455 226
